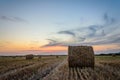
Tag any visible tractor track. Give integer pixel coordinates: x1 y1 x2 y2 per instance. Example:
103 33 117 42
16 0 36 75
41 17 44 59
0 63 36 78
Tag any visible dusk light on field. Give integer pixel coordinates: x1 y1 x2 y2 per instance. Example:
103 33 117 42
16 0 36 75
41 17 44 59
0 1 120 80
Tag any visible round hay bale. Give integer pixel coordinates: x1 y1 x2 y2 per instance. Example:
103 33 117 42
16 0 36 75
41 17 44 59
112 54 116 57
39 56 42 58
56 56 59 58
26 54 34 60
68 46 94 68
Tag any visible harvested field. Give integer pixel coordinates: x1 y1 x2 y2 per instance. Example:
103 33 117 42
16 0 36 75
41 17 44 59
0 56 120 80
0 56 65 80
43 56 120 80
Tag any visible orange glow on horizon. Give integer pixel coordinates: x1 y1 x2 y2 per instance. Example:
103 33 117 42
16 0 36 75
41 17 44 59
0 42 119 53
93 44 119 51
39 46 67 51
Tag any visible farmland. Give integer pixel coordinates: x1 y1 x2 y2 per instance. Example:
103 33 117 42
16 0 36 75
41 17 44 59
0 55 120 80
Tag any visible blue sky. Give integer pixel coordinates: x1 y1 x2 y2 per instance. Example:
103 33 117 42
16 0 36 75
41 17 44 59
0 0 120 55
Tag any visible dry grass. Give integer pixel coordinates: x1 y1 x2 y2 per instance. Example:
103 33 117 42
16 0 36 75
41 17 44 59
0 56 65 80
43 56 120 80
0 56 120 80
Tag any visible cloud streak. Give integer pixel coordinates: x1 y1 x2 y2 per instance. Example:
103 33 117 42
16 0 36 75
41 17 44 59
41 39 62 47
0 16 27 22
42 13 119 48
103 13 116 24
58 30 75 37
0 41 11 48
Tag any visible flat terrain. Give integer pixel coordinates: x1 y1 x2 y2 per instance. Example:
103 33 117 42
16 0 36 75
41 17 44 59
0 55 120 80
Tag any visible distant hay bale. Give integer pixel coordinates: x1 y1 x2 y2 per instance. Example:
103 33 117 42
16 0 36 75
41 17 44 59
112 54 116 57
26 54 34 60
39 56 42 58
56 56 59 58
68 46 94 68
12 56 16 58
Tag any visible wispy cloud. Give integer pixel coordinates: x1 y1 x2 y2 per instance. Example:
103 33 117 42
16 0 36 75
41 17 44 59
103 13 116 24
0 16 27 23
58 30 75 37
0 41 11 48
41 39 62 47
42 13 119 47
0 45 4 48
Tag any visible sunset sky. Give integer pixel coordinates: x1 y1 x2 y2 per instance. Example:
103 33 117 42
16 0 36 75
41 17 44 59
0 0 120 55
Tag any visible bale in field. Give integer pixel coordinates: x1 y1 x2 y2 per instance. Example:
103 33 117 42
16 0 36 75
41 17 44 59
112 54 116 57
68 46 94 68
39 56 42 59
12 56 16 58
26 54 34 60
56 55 59 58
